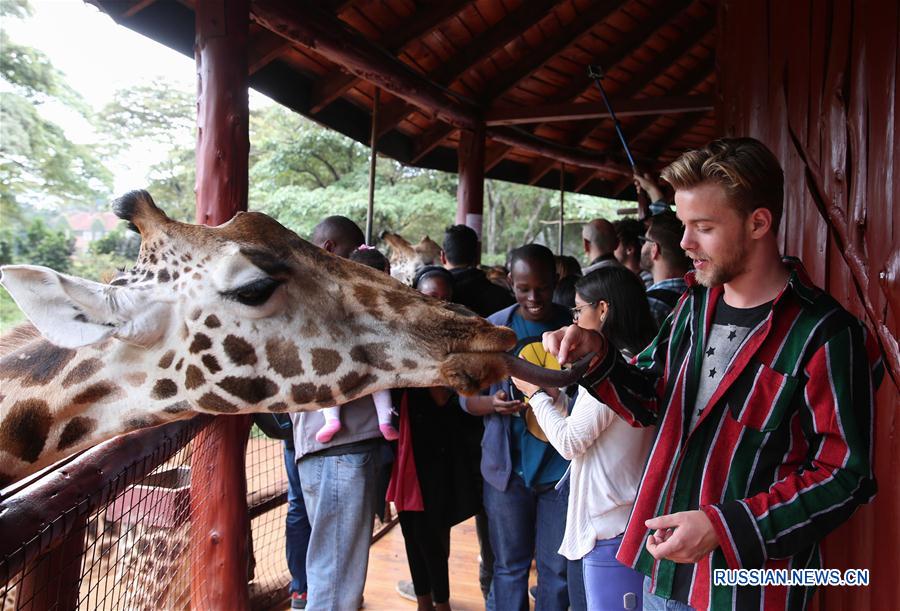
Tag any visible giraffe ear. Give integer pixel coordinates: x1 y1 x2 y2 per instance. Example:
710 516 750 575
0 265 170 349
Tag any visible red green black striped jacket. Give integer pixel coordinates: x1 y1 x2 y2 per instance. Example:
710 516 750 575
582 258 884 611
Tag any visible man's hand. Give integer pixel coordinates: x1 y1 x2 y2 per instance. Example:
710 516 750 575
633 172 664 203
491 390 524 415
543 325 607 366
645 511 720 563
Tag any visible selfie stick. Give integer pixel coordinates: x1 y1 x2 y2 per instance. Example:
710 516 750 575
587 64 637 172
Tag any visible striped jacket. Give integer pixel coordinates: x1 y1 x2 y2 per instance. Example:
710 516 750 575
582 258 884 611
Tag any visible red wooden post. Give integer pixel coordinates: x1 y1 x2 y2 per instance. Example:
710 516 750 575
456 125 486 240
190 0 251 608
194 0 250 227
16 514 86 611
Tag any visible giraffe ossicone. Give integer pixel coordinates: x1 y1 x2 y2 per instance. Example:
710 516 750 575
0 191 588 485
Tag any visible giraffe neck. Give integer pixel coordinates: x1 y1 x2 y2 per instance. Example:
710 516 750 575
0 333 189 485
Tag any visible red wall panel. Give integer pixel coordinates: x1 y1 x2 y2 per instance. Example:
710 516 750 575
719 1 899 608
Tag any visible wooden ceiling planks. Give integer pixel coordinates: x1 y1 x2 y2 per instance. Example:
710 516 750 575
93 0 722 198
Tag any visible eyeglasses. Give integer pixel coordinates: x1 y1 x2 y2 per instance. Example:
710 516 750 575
570 301 597 322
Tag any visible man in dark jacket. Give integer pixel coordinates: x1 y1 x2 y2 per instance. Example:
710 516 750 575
441 224 513 318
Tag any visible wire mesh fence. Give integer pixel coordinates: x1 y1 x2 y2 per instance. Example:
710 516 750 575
1 416 397 611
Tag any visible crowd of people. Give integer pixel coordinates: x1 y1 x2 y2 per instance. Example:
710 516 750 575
258 137 882 611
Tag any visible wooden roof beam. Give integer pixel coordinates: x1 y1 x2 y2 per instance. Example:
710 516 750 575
411 123 457 164
524 15 715 183
485 143 513 171
485 94 713 126
375 0 564 137
252 0 479 130
480 0 623 103
486 127 632 175
645 109 711 157
248 30 292 74
308 0 473 114
539 0 698 108
121 0 157 19
614 58 715 148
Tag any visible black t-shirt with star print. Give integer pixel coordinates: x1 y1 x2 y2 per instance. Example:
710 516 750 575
688 296 773 431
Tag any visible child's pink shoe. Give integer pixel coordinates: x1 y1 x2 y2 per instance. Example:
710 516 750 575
379 423 400 441
315 420 342 443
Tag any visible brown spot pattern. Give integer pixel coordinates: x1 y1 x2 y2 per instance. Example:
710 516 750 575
384 290 417 312
217 376 278 403
0 341 76 387
197 391 238 413
266 338 305 378
338 372 377 397
292 383 334 405
152 379 178 400
72 381 121 406
401 359 418 370
158 350 175 369
350 343 394 371
202 354 222 374
163 401 191 414
189 307 202 321
224 335 257 365
267 402 289 412
175 358 184 371
124 372 147 387
189 333 212 354
57 416 97 451
311 348 342 375
61 358 103 388
352 284 380 308
124 415 163 430
0 399 51 463
157 269 171 282
204 315 221 328
185 365 205 390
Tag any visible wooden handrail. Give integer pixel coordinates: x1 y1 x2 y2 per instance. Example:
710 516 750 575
0 416 210 582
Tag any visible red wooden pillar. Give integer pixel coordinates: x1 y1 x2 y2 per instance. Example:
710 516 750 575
17 515 86 610
190 0 251 609
194 0 250 226
456 125 486 241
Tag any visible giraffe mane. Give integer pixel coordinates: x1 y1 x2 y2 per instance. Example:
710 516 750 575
0 322 40 359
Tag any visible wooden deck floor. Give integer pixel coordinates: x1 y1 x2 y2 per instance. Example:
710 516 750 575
278 516 537 610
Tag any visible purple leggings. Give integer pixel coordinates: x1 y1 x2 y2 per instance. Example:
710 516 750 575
582 535 644 610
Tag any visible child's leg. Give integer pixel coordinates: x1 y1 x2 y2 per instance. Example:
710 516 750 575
315 406 343 443
372 390 399 441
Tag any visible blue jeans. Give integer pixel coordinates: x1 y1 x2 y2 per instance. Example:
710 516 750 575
582 535 643 610
642 576 695 611
283 443 311 595
298 448 378 611
483 474 586 611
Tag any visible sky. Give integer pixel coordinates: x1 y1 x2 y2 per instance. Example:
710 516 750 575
3 0 272 194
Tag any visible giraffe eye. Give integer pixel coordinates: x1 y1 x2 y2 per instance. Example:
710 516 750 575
224 277 282 306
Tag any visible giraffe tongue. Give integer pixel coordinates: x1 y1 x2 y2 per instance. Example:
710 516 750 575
501 352 596 387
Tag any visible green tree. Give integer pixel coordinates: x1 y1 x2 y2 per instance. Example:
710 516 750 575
0 1 112 219
97 79 196 220
12 218 75 272
90 225 141 259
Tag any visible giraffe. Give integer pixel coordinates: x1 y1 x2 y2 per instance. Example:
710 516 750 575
0 191 589 485
380 231 442 285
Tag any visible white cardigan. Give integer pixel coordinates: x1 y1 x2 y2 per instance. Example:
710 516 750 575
529 385 655 561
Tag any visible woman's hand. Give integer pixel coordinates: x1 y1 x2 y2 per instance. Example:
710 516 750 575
511 376 540 398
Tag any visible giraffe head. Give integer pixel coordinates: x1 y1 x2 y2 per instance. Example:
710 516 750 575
381 231 442 285
1 192 587 427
